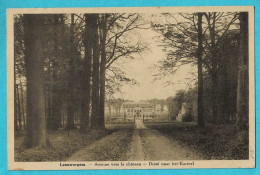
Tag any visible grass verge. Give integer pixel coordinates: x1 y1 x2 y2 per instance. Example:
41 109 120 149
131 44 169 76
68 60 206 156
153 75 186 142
67 129 133 161
15 129 113 162
145 122 248 160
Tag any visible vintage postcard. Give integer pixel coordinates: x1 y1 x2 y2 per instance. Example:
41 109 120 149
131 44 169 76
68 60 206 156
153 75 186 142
7 6 255 170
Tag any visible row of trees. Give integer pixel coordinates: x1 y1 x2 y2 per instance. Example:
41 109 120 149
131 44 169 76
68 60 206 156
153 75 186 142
152 12 249 133
14 12 249 148
14 13 147 148
106 98 125 118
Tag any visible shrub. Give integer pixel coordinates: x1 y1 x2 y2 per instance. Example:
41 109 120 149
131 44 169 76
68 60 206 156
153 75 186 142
182 114 193 122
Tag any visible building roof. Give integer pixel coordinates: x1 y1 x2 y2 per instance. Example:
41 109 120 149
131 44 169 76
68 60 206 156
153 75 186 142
122 101 154 108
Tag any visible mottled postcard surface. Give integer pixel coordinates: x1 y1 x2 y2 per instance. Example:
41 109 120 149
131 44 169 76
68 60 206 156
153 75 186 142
7 6 255 170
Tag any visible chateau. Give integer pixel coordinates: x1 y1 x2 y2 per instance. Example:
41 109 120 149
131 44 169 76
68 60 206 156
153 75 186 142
122 101 154 120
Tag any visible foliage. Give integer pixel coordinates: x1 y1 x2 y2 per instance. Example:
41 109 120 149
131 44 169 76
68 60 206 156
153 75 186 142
152 12 241 124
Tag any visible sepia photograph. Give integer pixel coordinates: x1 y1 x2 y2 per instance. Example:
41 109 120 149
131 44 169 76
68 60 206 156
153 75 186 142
7 6 255 170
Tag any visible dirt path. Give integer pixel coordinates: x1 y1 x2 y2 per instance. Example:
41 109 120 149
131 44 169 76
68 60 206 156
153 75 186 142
126 119 203 160
125 119 146 160
139 129 203 160
67 120 203 161
135 119 147 129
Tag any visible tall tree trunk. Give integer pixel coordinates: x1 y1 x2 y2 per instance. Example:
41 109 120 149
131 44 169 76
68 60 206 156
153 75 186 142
66 14 76 130
218 59 230 124
197 13 204 127
16 84 22 130
52 15 62 130
90 14 101 130
197 13 204 126
206 13 219 124
108 101 111 119
19 75 26 129
99 14 108 129
236 12 249 139
79 14 93 132
23 14 48 148
211 72 218 123
47 64 52 129
14 82 18 132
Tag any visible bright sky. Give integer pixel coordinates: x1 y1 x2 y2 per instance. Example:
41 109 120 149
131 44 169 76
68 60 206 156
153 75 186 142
112 27 197 101
110 14 198 101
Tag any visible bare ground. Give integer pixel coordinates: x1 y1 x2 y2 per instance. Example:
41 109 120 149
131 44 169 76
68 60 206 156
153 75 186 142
17 121 236 161
126 119 203 161
68 119 203 161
